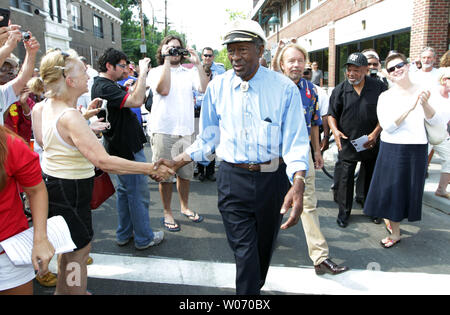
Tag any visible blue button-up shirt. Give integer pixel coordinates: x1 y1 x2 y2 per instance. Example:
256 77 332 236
186 66 310 182
297 78 321 135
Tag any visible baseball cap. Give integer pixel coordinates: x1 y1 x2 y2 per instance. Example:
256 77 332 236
345 52 368 67
222 19 267 46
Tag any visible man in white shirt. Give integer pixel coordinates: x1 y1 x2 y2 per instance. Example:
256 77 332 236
147 35 208 232
410 47 441 88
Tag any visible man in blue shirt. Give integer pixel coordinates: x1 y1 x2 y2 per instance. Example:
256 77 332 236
154 20 310 295
277 43 348 276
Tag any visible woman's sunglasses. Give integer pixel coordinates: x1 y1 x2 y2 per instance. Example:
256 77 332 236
387 61 407 74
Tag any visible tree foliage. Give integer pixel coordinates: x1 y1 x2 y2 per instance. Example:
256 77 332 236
105 0 187 67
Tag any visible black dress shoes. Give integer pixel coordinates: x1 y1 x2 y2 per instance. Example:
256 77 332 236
206 174 216 182
315 259 349 276
336 218 348 228
372 217 382 224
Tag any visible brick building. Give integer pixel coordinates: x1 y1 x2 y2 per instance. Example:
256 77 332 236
252 0 450 87
1 0 122 70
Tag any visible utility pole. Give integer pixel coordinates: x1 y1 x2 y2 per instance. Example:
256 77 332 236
164 0 168 37
139 0 146 57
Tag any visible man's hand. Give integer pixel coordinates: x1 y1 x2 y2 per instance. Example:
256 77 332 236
138 57 151 74
314 151 324 169
187 47 201 65
363 133 377 149
332 128 348 151
150 160 176 182
280 175 305 230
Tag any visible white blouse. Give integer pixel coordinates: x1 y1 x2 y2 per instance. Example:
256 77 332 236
377 86 442 144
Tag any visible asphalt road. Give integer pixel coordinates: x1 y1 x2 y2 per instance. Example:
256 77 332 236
33 144 450 296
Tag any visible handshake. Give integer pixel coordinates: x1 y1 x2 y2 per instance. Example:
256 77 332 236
149 158 188 182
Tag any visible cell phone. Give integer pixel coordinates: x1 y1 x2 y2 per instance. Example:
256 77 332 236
0 8 10 27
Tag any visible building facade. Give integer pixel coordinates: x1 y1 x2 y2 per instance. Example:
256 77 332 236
2 0 122 69
252 0 450 87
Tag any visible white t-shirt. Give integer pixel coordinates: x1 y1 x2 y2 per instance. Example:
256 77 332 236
410 68 441 89
313 84 329 117
0 82 19 125
147 65 201 136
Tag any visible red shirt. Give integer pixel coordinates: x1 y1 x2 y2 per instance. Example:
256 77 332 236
3 97 35 143
0 134 42 242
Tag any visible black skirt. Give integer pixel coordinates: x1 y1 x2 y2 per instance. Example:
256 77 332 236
43 173 94 250
363 141 427 222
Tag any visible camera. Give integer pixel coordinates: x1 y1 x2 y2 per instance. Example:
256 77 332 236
168 47 189 57
21 31 30 41
369 69 378 77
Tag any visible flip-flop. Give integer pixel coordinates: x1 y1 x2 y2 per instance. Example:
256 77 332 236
435 192 450 200
380 237 401 248
181 211 204 223
160 218 181 232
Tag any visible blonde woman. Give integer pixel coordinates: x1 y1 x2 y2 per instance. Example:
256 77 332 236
29 49 173 295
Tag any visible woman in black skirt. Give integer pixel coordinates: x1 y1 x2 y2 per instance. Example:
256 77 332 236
364 52 442 248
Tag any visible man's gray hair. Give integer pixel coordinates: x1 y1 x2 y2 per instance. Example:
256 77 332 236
421 47 436 57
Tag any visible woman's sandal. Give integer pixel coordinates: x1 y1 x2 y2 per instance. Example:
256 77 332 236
380 237 401 248
385 222 393 234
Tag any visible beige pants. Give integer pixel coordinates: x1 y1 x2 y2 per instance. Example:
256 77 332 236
301 151 329 266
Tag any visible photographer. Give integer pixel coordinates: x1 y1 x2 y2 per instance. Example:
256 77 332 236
147 35 208 232
362 49 389 89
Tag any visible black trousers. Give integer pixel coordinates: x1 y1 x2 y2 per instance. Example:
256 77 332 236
197 159 215 176
217 161 289 295
333 159 366 202
336 158 376 221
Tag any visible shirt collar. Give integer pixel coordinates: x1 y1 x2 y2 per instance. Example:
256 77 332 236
231 65 265 91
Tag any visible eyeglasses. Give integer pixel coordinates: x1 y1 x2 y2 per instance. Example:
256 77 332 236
387 61 407 73
203 54 213 58
368 62 379 67
116 63 127 69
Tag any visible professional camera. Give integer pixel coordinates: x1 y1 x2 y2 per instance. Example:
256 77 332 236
21 31 30 41
168 47 189 57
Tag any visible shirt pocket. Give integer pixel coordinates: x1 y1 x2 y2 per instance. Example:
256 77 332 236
257 120 281 155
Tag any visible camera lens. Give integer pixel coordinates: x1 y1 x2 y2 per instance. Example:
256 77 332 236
21 31 30 41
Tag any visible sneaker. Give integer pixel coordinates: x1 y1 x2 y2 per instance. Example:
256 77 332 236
116 236 133 246
135 231 164 250
35 272 57 287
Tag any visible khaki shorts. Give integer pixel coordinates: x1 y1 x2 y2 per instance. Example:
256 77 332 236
151 133 194 182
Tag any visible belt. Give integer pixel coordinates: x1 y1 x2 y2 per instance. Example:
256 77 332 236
228 158 283 172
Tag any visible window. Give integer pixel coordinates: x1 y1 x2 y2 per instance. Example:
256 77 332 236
300 0 311 14
9 0 31 13
93 15 104 38
48 0 62 23
111 22 115 42
291 0 299 18
71 4 83 31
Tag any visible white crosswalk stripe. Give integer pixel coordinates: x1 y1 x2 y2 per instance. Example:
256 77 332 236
49 253 450 295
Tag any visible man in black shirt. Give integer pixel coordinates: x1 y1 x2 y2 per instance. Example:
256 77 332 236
91 48 164 250
328 52 387 228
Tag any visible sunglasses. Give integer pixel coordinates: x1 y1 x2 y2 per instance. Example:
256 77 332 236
55 51 70 78
387 61 407 74
203 54 213 58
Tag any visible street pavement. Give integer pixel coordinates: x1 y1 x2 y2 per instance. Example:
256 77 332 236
33 144 450 296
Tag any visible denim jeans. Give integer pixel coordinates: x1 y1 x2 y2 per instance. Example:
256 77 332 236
114 149 153 247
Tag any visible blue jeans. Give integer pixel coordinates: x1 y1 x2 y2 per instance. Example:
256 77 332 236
114 149 154 247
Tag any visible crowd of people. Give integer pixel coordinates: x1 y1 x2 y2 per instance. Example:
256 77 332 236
0 15 448 296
